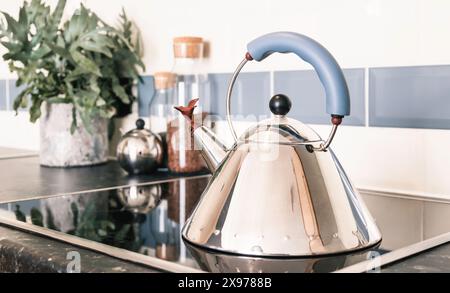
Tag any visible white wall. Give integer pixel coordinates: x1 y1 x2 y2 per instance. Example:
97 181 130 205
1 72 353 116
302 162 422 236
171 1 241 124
88 0 450 73
4 0 450 77
1 0 450 199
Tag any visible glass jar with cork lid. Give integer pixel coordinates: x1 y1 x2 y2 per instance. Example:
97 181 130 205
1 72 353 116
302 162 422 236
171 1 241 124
149 72 177 169
167 36 210 173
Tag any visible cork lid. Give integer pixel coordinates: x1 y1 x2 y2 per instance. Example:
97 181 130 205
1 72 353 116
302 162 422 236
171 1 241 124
154 71 176 90
173 36 204 58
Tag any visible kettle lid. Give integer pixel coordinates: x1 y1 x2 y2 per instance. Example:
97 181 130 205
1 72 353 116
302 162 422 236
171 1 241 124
122 119 154 139
238 94 323 147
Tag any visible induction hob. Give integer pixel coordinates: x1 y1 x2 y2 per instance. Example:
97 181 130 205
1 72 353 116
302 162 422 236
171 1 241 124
1 175 450 273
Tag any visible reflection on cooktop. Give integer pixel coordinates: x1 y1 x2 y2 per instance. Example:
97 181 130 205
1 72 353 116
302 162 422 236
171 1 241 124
1 176 450 273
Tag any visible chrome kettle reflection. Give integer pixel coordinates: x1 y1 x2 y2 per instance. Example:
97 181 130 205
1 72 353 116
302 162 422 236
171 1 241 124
177 32 381 257
117 184 162 214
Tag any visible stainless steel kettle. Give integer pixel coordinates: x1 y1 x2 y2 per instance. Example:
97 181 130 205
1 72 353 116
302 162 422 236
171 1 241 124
116 119 164 174
177 32 381 257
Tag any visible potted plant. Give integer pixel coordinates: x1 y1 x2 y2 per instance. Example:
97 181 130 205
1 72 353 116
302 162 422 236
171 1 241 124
0 0 144 167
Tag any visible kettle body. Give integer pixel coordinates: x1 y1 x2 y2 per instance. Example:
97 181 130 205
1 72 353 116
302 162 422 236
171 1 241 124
183 116 381 257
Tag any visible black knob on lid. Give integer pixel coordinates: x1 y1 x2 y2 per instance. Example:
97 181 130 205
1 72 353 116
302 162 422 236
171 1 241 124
136 119 145 130
269 94 292 116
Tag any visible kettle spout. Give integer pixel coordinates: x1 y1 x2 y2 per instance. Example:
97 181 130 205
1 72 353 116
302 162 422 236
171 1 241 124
174 99 228 172
193 126 228 172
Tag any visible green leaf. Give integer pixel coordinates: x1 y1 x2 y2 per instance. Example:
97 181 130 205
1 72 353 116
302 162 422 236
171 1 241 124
135 31 143 60
70 202 79 227
29 44 51 60
1 12 27 42
112 83 130 104
114 224 131 242
13 87 30 112
45 41 72 61
45 207 57 231
97 229 107 237
1 41 22 53
107 221 115 230
30 207 43 227
95 98 106 107
29 96 42 122
70 107 77 134
14 205 26 222
77 37 112 57
50 0 66 28
47 96 71 104
64 5 91 43
71 50 101 76
29 31 43 47
88 76 100 95
79 111 93 134
27 0 49 22
18 5 28 28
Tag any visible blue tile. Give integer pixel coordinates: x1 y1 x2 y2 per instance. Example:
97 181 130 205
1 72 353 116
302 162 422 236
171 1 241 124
209 72 271 120
369 65 450 129
138 75 155 117
8 79 29 111
274 69 365 126
0 80 6 110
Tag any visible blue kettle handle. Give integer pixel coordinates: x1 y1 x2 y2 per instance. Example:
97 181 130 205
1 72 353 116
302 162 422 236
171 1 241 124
247 32 350 117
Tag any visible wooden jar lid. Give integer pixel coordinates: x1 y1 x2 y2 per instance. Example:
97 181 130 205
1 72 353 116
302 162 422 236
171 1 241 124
154 71 176 90
173 36 204 58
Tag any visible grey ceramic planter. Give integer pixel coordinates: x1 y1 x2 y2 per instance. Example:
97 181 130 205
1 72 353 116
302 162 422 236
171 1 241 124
40 103 109 167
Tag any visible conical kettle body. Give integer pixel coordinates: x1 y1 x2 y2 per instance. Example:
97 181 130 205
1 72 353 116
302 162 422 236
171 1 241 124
182 119 381 257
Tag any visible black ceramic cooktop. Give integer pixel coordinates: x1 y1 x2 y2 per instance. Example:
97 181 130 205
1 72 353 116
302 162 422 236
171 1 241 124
1 176 450 273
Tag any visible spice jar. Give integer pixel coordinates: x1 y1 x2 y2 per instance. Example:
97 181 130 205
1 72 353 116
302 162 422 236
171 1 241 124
149 72 176 169
167 36 210 173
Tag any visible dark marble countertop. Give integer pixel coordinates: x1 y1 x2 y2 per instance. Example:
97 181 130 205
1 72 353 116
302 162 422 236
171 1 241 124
1 148 450 273
0 149 206 273
381 243 450 273
0 156 206 203
0 225 156 273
